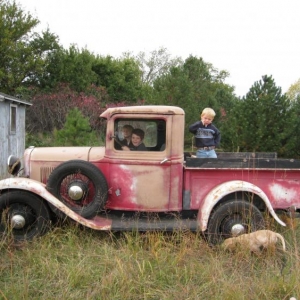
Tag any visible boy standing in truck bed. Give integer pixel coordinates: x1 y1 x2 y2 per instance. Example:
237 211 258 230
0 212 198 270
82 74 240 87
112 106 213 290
189 107 221 158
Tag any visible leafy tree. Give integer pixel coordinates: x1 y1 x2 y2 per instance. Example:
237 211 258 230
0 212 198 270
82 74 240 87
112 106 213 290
286 78 300 102
150 55 235 148
92 55 144 102
39 45 98 92
231 75 290 156
33 46 149 103
134 47 182 85
0 0 60 94
151 65 196 140
54 108 98 146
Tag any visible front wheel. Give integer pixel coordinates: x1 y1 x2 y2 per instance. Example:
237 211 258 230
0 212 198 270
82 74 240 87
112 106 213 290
46 160 108 219
206 200 265 245
0 191 51 242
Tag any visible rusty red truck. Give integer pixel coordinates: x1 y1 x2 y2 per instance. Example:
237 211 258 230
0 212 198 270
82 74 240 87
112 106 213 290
1 105 300 243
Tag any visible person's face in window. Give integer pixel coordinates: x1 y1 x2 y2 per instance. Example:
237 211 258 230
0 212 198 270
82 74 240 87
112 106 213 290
122 128 132 139
131 134 142 147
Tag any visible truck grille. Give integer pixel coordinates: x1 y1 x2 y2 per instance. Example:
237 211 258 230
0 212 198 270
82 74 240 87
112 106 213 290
40 167 54 184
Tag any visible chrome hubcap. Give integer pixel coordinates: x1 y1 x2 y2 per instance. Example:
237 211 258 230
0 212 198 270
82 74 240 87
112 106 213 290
68 185 84 201
231 224 245 236
11 214 26 229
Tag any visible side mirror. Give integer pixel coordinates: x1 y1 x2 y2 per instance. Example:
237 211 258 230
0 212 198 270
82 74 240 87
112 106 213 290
7 155 21 176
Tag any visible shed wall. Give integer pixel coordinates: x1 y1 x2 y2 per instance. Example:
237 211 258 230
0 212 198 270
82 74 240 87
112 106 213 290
0 102 26 178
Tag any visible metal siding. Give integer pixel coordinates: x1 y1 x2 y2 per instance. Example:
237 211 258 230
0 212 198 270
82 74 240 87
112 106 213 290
0 102 8 178
0 102 26 178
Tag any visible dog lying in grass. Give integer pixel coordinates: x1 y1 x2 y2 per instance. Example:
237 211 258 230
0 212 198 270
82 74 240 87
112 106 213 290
222 230 286 253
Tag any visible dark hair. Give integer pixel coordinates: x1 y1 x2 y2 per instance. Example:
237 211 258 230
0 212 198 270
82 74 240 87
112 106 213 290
122 125 133 131
132 128 145 140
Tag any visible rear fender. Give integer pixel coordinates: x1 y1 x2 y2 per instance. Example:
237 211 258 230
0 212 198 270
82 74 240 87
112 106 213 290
0 178 111 230
197 180 286 231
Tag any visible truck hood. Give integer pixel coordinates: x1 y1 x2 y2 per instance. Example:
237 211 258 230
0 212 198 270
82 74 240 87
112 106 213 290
26 146 105 162
24 146 105 182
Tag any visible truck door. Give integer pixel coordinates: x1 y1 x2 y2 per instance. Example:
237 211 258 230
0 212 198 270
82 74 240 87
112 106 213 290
105 116 183 212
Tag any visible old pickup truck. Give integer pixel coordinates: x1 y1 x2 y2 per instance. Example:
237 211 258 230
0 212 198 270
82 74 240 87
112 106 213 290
1 105 300 243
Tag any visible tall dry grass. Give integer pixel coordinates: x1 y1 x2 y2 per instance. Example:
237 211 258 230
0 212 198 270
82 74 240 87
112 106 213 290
0 221 300 300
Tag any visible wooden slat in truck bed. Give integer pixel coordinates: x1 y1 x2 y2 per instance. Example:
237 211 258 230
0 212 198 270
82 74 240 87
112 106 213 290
184 152 277 160
185 154 300 169
216 152 277 159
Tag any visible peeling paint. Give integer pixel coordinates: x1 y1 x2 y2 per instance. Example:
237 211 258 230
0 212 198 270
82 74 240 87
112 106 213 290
0 178 112 230
197 180 286 231
270 183 297 200
107 163 171 210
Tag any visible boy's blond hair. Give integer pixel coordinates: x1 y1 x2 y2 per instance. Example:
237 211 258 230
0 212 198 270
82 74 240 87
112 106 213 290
200 107 216 119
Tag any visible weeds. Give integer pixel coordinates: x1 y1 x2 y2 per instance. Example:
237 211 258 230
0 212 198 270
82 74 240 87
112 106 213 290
0 223 300 299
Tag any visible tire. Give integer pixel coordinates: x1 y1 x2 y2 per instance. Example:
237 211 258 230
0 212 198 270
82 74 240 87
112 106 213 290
206 200 265 245
0 191 51 242
46 160 108 219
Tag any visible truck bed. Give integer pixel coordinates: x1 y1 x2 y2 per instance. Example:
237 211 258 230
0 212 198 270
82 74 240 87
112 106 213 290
185 152 300 169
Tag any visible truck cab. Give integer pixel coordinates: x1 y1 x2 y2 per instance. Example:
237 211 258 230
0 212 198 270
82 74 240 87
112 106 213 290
100 105 185 212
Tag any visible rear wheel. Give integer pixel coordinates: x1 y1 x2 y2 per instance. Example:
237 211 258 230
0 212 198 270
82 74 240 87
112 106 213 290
206 200 265 245
0 191 51 242
46 160 108 219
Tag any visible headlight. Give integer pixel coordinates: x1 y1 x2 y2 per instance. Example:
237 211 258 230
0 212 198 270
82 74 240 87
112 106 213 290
7 155 21 176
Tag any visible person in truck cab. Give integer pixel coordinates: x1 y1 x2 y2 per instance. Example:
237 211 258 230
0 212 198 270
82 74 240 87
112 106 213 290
189 107 221 158
122 128 147 151
120 125 134 147
115 125 134 150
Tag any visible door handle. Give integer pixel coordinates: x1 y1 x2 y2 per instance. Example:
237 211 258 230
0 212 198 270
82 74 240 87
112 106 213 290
160 157 170 164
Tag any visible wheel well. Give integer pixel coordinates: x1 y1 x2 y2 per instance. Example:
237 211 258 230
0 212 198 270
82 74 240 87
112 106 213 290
212 191 267 212
0 188 55 218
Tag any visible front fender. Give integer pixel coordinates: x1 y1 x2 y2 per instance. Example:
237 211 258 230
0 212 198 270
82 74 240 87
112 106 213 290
0 178 112 230
197 180 286 231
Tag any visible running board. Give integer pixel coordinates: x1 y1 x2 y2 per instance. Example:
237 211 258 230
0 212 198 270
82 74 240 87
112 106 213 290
111 218 198 231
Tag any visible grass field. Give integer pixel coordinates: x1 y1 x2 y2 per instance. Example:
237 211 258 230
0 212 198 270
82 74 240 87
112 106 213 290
1 220 300 300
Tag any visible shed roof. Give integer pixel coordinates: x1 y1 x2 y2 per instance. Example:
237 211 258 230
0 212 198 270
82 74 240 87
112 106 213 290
0 92 32 106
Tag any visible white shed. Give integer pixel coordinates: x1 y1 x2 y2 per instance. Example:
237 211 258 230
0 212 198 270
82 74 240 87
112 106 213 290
0 92 32 178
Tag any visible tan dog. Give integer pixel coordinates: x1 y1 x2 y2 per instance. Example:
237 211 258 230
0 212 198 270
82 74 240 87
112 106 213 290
222 230 286 253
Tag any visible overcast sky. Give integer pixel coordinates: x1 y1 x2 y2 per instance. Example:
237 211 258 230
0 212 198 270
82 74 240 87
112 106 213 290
18 0 300 97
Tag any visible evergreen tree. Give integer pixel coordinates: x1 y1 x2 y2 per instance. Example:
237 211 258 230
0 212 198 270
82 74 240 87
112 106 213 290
284 95 300 158
55 108 98 146
234 75 290 156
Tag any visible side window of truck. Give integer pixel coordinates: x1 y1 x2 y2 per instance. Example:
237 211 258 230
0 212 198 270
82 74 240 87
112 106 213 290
114 119 166 151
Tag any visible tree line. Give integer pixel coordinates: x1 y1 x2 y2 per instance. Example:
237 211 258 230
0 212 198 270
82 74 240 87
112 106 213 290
1 0 300 157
